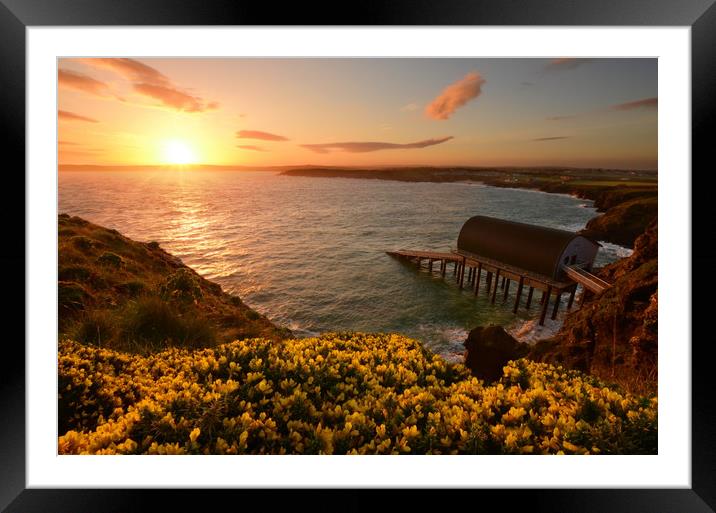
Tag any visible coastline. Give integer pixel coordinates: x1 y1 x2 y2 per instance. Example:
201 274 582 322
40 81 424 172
280 166 657 248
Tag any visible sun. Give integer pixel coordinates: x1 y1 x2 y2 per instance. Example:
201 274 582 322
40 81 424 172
161 140 199 165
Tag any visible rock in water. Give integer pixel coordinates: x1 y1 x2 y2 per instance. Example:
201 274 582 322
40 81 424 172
463 325 530 382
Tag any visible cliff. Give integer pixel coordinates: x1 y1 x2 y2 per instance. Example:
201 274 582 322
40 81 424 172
529 220 658 395
58 214 290 351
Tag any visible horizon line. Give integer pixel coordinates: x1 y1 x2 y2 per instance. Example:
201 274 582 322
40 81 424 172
58 163 659 173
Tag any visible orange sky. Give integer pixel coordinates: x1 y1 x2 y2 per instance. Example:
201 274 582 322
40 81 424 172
58 58 658 170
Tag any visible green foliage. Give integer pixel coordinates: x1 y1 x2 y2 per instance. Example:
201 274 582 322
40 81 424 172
120 296 216 350
70 235 97 251
97 252 124 269
73 310 117 346
58 281 89 313
245 309 261 321
115 280 145 298
160 268 203 304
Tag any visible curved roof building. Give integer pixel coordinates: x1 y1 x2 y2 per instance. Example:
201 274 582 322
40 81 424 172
456 215 600 280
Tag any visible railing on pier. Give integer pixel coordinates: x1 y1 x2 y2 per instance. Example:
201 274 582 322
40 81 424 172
562 264 611 294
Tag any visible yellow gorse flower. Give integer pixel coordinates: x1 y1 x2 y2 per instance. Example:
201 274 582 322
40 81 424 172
57 334 657 455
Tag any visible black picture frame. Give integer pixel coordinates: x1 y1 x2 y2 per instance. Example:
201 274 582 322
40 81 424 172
1 1 713 511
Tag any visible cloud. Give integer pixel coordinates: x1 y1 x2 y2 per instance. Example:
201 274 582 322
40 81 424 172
58 110 99 123
544 58 593 71
546 115 577 121
58 69 115 98
611 97 658 111
78 58 170 86
77 58 218 113
521 81 534 87
236 130 289 142
401 103 419 112
532 136 570 142
425 72 485 120
237 145 267 152
58 140 79 145
133 83 218 113
59 148 103 155
301 136 454 154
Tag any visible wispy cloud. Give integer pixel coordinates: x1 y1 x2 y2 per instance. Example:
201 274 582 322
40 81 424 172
58 110 99 123
78 58 170 85
58 140 79 145
58 69 116 98
521 81 534 87
400 103 419 112
546 96 657 121
611 97 658 111
544 58 593 71
425 72 485 120
532 136 570 142
236 145 267 152
133 83 218 113
236 130 289 142
77 58 218 113
301 136 453 154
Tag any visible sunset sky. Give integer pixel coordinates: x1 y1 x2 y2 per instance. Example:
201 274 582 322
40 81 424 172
58 58 657 170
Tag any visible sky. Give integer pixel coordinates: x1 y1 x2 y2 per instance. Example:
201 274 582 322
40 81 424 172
57 58 658 170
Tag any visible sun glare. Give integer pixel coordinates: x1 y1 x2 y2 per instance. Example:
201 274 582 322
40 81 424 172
162 140 199 165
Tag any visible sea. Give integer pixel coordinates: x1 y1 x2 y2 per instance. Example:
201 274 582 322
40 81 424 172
58 170 632 361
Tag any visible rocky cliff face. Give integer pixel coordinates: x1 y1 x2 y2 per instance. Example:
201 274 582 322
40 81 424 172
529 220 658 395
581 196 657 248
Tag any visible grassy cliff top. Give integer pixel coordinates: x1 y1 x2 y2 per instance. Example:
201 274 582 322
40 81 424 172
58 214 289 352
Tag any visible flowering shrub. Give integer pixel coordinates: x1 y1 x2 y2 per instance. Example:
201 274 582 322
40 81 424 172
58 333 657 455
160 268 203 304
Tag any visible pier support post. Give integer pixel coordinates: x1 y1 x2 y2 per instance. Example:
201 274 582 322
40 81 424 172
513 277 524 314
459 258 466 289
429 259 433 272
474 264 482 296
503 279 511 302
567 285 576 309
501 276 506 290
551 292 563 320
525 286 534 309
491 269 501 304
441 260 446 277
485 272 493 295
539 285 552 326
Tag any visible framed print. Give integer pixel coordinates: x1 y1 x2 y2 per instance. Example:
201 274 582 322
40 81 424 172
2 0 714 510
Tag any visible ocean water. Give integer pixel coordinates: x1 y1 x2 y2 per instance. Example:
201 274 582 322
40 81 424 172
58 170 631 360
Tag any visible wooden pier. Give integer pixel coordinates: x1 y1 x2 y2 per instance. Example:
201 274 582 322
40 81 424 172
387 248 610 325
